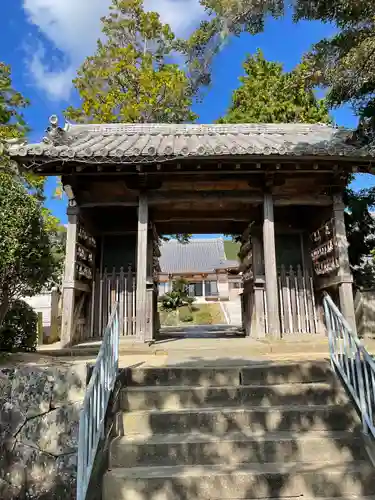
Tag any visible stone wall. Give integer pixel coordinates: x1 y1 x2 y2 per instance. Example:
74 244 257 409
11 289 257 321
0 363 87 499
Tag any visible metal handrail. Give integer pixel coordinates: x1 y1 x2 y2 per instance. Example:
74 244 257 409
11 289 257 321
77 302 120 500
323 292 375 437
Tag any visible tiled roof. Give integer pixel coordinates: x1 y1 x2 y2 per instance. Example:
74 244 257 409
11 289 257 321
159 238 229 274
8 120 375 161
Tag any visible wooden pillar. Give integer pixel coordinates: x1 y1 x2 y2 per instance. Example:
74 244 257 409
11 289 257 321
61 207 79 347
333 193 357 333
202 277 206 298
263 193 280 337
136 193 149 341
252 235 266 337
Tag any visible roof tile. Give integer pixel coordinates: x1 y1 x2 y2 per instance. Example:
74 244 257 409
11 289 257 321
8 122 374 161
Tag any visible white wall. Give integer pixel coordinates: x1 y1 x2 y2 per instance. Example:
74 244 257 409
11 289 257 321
23 289 60 340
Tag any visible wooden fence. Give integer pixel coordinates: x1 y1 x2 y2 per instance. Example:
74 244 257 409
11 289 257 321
92 267 136 338
277 265 319 334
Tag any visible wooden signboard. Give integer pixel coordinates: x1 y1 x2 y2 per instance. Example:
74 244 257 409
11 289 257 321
75 222 96 282
310 219 339 276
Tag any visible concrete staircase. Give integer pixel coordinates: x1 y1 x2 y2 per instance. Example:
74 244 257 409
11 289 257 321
103 362 375 500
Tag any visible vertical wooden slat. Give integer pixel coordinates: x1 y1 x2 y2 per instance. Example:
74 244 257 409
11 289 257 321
99 269 104 337
289 267 297 333
119 267 125 336
304 270 314 334
102 268 107 335
286 271 293 334
310 276 318 334
278 273 285 335
127 266 133 336
263 288 268 335
124 268 128 336
302 272 310 333
133 275 137 334
297 266 305 332
112 267 117 311
89 273 96 339
294 271 301 332
281 265 290 334
93 270 100 337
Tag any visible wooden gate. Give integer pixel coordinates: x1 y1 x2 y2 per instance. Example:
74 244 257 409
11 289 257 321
93 267 136 338
277 265 319 334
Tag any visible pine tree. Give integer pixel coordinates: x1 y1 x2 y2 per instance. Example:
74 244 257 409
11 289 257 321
65 0 196 124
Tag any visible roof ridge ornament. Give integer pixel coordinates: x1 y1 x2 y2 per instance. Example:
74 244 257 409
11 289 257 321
43 115 69 146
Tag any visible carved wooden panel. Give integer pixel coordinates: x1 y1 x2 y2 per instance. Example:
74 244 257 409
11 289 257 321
75 221 96 281
310 219 339 276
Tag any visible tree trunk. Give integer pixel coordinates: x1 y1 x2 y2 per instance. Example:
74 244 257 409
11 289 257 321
0 291 9 328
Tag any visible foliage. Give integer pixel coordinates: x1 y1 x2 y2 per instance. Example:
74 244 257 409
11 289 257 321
65 0 196 124
162 234 192 244
344 187 375 288
0 63 45 196
190 1 375 141
0 173 61 326
218 50 331 124
0 300 38 352
159 278 195 312
0 62 29 142
294 0 375 143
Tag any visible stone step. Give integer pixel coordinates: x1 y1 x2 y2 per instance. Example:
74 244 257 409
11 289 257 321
120 382 346 411
110 431 366 469
119 403 360 436
102 461 375 500
124 361 334 387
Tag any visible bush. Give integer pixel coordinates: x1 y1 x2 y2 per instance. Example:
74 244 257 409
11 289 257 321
0 300 38 352
160 291 185 311
180 310 193 323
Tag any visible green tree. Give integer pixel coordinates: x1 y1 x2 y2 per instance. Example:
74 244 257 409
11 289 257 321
0 64 65 328
0 63 29 142
65 0 196 124
218 50 331 124
194 1 375 142
160 278 195 312
344 187 375 288
293 0 375 143
0 62 45 195
0 173 61 326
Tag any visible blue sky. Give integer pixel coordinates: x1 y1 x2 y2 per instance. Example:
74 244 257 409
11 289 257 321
2 1 374 227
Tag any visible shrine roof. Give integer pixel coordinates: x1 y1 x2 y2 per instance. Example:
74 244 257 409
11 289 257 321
8 117 375 164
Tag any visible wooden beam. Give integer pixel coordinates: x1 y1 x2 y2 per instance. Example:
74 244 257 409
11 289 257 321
135 193 149 341
154 217 250 222
148 191 264 204
80 201 138 208
274 195 332 206
263 193 280 338
148 192 333 206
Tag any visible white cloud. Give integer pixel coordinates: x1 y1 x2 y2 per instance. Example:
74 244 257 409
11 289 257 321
22 0 204 101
